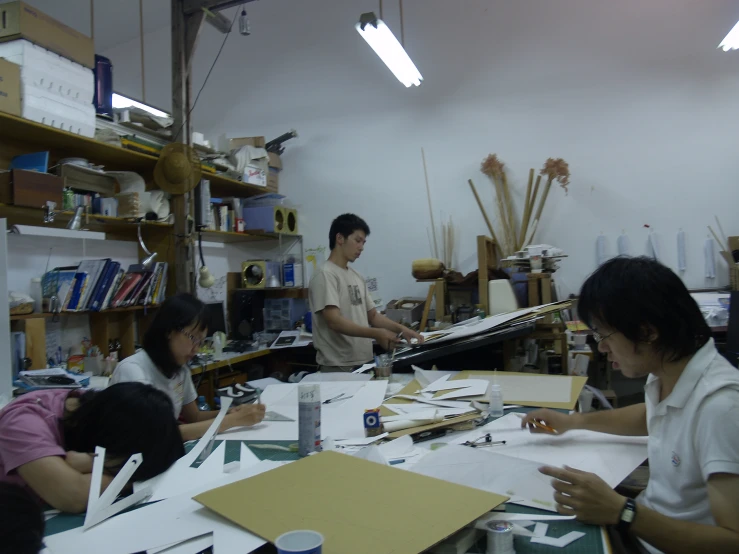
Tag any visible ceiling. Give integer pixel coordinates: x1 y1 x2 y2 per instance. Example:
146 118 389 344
26 0 739 58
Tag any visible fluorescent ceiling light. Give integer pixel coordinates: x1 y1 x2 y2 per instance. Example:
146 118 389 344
718 20 739 51
112 93 170 118
356 12 423 87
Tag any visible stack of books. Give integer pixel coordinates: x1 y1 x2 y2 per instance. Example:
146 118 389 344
42 259 168 312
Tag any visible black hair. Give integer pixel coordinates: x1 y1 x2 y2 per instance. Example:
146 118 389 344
328 213 370 250
63 383 185 481
578 256 710 362
143 292 210 378
0 483 44 554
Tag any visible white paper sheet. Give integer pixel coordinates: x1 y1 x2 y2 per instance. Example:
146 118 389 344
477 513 575 523
46 461 279 554
334 433 388 446
434 380 489 400
412 366 459 388
534 522 549 537
530 531 585 547
410 444 558 511
383 404 475 418
421 376 489 394
302 372 372 382
391 395 476 409
148 533 213 554
378 435 414 460
454 413 648 489
218 381 388 441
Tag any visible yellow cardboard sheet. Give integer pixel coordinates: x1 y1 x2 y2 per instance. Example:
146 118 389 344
457 371 587 410
383 371 586 413
193 451 507 554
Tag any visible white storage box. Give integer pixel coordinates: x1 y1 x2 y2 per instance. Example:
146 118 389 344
21 84 95 137
0 39 94 105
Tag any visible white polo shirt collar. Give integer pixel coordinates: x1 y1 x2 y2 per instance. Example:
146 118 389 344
645 338 715 413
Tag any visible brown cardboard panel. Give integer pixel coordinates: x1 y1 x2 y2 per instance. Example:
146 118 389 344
382 370 586 412
194 451 507 554
0 2 95 68
0 57 20 116
456 370 587 410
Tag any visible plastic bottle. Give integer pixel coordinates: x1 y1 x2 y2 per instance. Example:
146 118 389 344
197 395 211 411
30 278 42 313
488 383 504 418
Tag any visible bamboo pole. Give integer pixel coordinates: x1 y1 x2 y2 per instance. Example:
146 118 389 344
519 168 534 249
491 175 512 255
500 171 517 248
468 179 500 248
421 148 439 259
521 174 541 249
527 176 554 245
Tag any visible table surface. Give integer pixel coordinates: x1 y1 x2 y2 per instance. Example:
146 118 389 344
44 410 611 554
189 348 271 375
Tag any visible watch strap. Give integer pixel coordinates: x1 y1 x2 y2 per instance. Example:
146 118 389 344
617 498 637 532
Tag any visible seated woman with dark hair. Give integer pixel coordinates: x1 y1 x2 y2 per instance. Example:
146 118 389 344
111 293 265 441
0 382 184 513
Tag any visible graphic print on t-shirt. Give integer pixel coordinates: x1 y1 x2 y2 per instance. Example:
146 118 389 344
348 285 362 306
174 379 185 405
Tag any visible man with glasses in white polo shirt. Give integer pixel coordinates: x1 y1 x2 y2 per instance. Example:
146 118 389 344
521 257 739 554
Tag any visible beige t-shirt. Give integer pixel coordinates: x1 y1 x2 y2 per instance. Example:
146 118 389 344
309 261 374 367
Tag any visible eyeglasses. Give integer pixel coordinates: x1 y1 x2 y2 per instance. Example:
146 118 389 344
180 329 204 348
592 330 617 343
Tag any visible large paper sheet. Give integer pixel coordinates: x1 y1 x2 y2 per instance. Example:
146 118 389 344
148 534 213 554
193 451 507 554
46 461 280 554
453 413 648 488
410 444 559 511
218 382 388 441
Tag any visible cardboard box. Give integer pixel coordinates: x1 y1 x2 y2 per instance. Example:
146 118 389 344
266 169 279 193
0 2 94 68
229 135 265 150
0 169 63 208
0 56 20 116
267 152 282 170
242 163 267 187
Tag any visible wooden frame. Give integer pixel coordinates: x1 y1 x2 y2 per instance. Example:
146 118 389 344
477 235 498 314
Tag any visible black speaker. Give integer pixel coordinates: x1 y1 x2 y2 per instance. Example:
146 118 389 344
230 290 264 340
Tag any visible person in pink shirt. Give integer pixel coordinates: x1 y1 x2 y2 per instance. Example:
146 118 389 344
0 382 184 513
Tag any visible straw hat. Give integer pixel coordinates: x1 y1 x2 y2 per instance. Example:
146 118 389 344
154 143 202 194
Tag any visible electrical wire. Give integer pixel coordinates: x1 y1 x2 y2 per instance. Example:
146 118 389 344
173 7 239 143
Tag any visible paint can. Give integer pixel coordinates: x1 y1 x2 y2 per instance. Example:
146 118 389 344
298 384 321 457
363 408 382 437
486 521 515 554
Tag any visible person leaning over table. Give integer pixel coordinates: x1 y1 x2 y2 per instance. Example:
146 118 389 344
309 213 424 372
0 382 184 514
110 293 265 441
520 257 739 554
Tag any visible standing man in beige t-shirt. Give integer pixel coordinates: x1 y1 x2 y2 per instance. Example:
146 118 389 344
309 214 424 372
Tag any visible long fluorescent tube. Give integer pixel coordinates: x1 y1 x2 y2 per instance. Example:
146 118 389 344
719 20 739 51
356 12 423 87
112 93 170 118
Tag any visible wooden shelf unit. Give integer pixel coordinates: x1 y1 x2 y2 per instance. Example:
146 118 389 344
0 112 271 199
201 229 300 244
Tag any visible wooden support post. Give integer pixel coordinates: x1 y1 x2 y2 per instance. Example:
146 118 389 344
435 278 446 321
171 0 205 293
419 283 435 332
477 235 498 314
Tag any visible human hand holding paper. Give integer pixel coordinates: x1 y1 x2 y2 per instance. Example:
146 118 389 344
539 465 626 525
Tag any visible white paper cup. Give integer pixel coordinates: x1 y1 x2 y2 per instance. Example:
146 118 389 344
275 530 324 554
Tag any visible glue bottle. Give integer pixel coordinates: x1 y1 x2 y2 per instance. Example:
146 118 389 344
298 384 321 457
488 383 504 418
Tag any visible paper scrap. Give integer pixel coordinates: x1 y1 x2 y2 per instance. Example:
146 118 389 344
147 533 213 554
533 522 549 537
335 433 388 446
530 530 585 547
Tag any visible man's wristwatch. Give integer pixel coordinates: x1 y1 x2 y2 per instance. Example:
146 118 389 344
616 498 637 532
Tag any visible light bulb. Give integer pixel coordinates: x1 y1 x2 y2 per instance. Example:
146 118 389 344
199 266 215 288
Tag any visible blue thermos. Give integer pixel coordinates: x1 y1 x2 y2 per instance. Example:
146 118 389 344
93 54 114 118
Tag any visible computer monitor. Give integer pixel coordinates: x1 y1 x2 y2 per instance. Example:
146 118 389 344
204 301 228 337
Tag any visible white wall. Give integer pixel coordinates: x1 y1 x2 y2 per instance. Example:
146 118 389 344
100 0 739 302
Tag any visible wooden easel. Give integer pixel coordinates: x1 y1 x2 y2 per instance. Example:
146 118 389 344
419 279 445 332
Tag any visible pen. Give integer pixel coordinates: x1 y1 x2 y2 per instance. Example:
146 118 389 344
529 419 558 434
